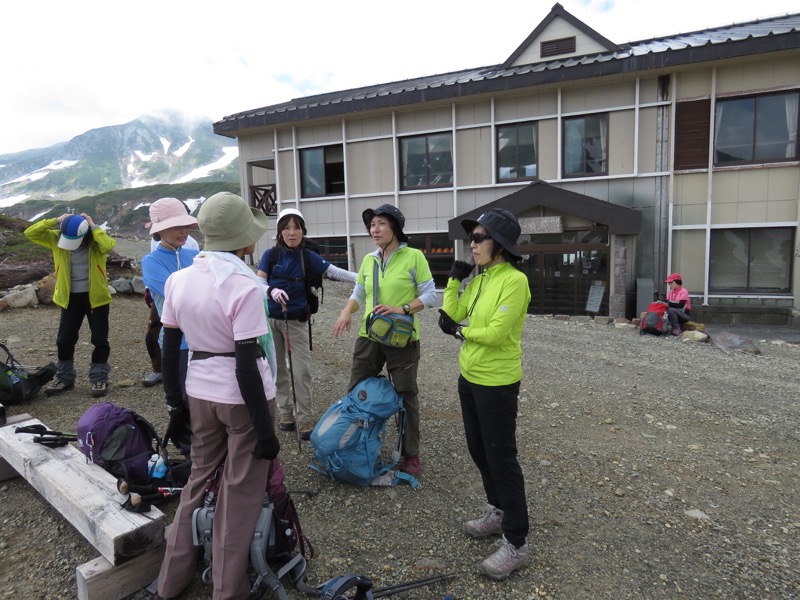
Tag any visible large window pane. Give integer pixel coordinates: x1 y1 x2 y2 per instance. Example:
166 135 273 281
400 134 453 189
749 228 792 290
710 230 749 289
755 93 799 160
710 227 793 293
498 123 537 181
300 148 325 197
563 115 607 176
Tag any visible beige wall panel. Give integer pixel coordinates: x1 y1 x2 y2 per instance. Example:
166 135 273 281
277 149 296 200
296 199 341 237
674 173 708 205
250 165 275 187
296 123 342 147
767 167 800 201
561 81 636 113
456 101 492 127
766 200 797 222
396 107 453 134
636 108 658 173
716 55 800 95
537 119 559 180
711 173 740 204
608 110 635 175
346 139 395 195
347 196 393 237
736 169 771 201
495 92 558 121
277 129 293 149
710 202 738 223
345 115 393 140
399 191 455 232
238 134 272 161
675 203 707 225
638 77 662 104
671 230 706 293
456 127 492 187
737 201 768 223
675 70 712 100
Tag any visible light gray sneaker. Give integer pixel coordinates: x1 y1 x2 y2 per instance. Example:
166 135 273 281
479 535 529 580
141 372 162 387
464 503 504 538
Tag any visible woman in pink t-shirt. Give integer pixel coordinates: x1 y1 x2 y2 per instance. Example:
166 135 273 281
663 273 692 336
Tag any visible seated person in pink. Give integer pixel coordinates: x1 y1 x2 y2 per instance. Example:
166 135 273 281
663 273 691 336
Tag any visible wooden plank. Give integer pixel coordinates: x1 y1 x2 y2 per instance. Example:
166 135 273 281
0 417 165 565
0 413 33 481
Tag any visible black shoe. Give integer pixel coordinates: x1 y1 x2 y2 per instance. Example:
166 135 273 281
91 381 109 398
44 378 74 396
279 419 296 432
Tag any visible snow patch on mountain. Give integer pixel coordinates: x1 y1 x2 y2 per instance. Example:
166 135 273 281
172 147 238 184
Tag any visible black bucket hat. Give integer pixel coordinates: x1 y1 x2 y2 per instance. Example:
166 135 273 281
461 208 522 260
362 204 408 243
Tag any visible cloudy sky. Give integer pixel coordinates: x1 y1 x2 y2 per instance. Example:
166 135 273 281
2 0 798 155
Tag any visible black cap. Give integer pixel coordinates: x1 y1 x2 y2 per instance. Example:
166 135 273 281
362 204 408 243
461 208 522 259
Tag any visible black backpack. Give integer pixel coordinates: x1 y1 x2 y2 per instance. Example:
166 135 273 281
265 239 323 316
0 342 55 405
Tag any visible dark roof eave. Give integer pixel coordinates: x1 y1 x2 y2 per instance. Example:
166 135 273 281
213 31 800 137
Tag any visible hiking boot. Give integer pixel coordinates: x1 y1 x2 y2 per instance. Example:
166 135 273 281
141 372 162 387
465 503 504 538
91 381 109 398
479 535 529 580
280 414 296 432
400 453 421 476
44 378 74 396
298 422 315 441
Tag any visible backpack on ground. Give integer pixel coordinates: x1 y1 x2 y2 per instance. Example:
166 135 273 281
266 239 323 316
640 301 670 336
192 457 314 600
76 402 189 496
0 342 55 405
309 376 420 489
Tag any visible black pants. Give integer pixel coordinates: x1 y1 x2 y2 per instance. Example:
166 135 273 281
458 375 529 547
145 303 162 372
56 293 110 364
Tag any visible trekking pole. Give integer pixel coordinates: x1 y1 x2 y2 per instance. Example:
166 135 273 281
282 303 302 452
371 573 457 598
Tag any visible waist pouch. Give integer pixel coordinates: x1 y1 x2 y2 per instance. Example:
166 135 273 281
366 312 414 348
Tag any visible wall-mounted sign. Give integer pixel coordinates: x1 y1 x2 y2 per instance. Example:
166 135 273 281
585 280 606 313
519 216 563 235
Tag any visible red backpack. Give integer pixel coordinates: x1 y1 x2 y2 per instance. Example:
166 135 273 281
640 302 669 336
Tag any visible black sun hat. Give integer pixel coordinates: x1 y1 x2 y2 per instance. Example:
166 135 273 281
461 208 522 260
362 204 408 242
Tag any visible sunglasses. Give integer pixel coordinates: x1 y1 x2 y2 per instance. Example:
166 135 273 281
468 232 492 244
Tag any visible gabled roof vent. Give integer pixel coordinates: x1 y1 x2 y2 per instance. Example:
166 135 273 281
540 36 577 57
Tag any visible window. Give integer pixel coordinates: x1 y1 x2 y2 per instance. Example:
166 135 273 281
300 145 344 197
674 99 711 170
710 227 793 293
400 133 453 189
563 114 608 177
714 92 799 165
497 122 538 182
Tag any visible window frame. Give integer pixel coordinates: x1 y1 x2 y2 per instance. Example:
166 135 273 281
562 114 609 178
399 133 454 190
299 145 345 198
496 121 539 183
713 91 800 167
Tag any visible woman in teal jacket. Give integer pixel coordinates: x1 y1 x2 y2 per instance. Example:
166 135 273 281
438 208 530 581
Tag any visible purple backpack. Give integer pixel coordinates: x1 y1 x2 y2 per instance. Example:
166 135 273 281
76 402 158 484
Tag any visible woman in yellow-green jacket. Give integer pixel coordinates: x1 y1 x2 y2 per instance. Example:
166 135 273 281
438 208 530 581
25 213 115 397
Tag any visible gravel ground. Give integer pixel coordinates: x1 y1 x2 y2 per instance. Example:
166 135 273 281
2 273 800 600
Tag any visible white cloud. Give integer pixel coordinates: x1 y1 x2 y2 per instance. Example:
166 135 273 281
1 0 797 155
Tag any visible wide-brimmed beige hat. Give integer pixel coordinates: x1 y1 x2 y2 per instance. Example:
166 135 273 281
198 192 267 251
146 197 197 235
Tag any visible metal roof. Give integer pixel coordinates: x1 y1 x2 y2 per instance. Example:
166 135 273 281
214 11 800 137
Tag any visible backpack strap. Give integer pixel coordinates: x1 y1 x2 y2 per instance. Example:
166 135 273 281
320 574 375 600
249 499 291 600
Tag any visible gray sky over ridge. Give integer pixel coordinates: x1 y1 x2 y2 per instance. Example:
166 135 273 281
1 0 798 155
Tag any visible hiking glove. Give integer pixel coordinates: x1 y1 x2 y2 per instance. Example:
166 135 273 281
253 435 280 460
166 404 192 454
268 287 289 304
448 260 474 281
437 309 461 336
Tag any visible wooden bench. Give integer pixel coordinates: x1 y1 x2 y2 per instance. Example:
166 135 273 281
0 413 167 600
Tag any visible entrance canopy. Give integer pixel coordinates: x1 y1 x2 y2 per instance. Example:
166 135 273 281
447 181 642 239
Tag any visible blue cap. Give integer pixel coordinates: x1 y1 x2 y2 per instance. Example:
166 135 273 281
58 215 90 250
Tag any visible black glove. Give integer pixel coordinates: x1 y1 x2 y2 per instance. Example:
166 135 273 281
166 404 192 454
253 436 280 460
448 260 474 281
438 309 461 336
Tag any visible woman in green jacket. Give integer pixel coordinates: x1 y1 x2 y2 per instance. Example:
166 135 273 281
24 212 116 397
438 208 531 580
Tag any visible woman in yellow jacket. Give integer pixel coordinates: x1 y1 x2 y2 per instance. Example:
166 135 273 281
24 212 115 397
438 208 530 581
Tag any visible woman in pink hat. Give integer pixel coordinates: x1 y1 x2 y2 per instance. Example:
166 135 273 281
141 198 200 454
663 273 692 336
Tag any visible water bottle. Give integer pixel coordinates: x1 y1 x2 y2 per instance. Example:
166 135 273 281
148 453 167 478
